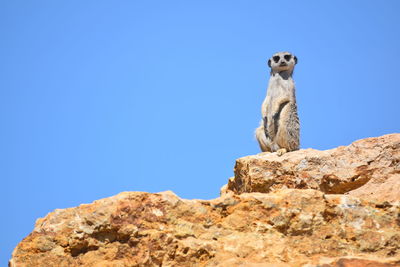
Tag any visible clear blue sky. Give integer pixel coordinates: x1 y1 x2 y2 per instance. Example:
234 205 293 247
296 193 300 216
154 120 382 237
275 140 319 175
1 0 399 263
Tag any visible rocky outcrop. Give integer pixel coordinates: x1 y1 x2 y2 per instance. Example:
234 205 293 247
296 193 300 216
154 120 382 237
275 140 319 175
10 134 400 266
9 190 400 266
226 134 400 202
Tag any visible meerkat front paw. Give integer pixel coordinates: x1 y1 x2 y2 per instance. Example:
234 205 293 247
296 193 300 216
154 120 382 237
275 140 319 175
276 148 287 156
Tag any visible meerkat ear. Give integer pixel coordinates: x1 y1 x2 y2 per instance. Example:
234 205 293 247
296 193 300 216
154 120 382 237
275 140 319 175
294 56 298 65
268 59 271 68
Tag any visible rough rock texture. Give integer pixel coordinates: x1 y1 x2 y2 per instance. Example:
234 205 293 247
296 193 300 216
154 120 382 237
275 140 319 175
227 134 400 202
10 134 400 266
325 258 400 267
10 189 400 266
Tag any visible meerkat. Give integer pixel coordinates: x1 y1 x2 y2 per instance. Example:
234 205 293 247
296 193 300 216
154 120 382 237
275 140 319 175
255 51 300 156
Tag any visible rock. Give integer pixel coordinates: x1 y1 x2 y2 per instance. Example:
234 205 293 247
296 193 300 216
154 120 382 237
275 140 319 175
10 134 400 266
226 134 400 202
322 258 400 267
9 189 400 266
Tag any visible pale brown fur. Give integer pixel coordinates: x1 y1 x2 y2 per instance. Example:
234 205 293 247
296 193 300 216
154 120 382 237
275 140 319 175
255 52 300 156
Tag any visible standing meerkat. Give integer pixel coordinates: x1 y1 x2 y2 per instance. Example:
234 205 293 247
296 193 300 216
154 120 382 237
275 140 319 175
255 51 300 156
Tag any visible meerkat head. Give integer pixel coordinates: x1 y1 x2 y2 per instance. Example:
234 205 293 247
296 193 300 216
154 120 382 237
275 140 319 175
268 52 297 74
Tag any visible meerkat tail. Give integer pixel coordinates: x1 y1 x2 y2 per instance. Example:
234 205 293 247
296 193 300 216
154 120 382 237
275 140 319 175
255 124 271 152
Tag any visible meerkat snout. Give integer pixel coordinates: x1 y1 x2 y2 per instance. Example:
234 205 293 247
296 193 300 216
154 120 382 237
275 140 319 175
268 52 298 74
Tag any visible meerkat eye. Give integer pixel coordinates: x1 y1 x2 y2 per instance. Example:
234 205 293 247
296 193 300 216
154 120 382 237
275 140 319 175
284 54 292 61
273 56 280 63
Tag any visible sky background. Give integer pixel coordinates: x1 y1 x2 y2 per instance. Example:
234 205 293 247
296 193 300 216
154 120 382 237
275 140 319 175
1 0 400 263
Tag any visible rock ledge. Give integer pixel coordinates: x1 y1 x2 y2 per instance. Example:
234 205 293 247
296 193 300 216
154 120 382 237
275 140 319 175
225 134 400 203
10 134 400 266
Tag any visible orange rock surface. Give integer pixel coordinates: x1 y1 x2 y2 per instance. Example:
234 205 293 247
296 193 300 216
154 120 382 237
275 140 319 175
10 134 400 266
227 134 400 202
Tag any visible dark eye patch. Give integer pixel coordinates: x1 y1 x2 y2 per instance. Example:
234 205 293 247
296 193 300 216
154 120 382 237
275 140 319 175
273 56 280 63
284 54 292 61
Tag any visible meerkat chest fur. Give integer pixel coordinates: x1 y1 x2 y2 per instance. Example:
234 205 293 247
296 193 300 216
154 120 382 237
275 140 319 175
262 74 296 118
267 74 295 101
